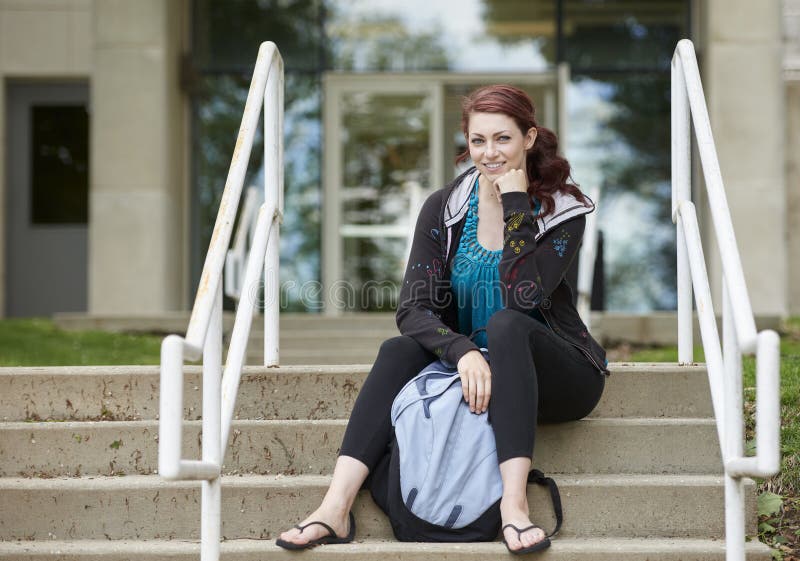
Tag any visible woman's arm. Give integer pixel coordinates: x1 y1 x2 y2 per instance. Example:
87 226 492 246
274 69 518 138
498 191 586 311
396 192 479 365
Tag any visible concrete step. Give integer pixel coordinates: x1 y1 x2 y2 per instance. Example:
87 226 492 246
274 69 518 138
252 329 399 344
1 417 722 478
0 474 757 541
0 537 774 560
245 348 381 365
0 364 713 422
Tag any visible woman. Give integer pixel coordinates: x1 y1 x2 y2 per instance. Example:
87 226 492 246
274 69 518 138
277 84 609 554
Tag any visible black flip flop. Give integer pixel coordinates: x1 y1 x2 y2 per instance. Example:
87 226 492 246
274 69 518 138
275 511 356 550
501 523 551 555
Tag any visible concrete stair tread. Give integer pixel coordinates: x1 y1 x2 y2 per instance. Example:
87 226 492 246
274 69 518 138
0 362 708 375
0 472 757 540
2 416 719 428
0 537 774 560
0 363 714 421
266 329 401 338
1 417 723 477
0 472 747 488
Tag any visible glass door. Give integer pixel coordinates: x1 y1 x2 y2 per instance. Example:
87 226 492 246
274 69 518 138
323 79 442 312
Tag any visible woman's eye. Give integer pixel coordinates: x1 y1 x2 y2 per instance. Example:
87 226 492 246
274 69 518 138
498 135 511 141
471 138 484 145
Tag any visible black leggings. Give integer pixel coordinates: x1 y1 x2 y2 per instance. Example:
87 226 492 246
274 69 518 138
339 308 605 466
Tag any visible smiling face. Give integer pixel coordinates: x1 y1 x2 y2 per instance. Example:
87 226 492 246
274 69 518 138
467 111 537 182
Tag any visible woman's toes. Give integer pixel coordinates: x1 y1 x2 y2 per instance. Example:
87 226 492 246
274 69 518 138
279 528 302 544
521 527 544 547
503 527 522 549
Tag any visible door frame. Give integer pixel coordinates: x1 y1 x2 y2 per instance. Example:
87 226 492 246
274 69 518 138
321 68 569 315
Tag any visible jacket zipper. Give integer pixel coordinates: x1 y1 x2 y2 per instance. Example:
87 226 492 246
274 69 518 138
539 309 606 373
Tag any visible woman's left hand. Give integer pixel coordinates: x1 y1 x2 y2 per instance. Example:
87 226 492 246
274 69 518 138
493 169 528 196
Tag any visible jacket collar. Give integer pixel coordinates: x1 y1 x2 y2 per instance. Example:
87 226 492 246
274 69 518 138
442 167 595 240
443 168 479 228
534 189 595 240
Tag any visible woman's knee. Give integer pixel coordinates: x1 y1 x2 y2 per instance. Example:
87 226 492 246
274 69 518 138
486 308 528 342
376 335 428 362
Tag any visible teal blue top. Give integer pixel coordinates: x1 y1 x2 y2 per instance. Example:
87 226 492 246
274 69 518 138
450 179 504 348
451 178 544 348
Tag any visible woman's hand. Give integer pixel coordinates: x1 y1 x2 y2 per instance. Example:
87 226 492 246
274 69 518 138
457 350 492 413
493 168 528 197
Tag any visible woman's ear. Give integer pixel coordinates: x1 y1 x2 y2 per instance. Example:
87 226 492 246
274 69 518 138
525 127 538 150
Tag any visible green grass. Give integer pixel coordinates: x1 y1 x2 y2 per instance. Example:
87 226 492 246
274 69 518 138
0 318 162 366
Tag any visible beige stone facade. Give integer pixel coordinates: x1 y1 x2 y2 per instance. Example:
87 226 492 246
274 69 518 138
700 0 788 317
0 0 188 317
0 0 796 318
785 0 800 316
89 0 188 313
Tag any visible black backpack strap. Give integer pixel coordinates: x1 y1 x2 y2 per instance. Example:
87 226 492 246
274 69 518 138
527 469 563 538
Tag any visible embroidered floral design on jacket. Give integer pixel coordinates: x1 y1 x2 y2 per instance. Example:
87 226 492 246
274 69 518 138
552 230 570 257
426 259 443 279
506 212 525 232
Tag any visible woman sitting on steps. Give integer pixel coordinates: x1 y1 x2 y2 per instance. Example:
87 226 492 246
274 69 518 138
276 84 609 554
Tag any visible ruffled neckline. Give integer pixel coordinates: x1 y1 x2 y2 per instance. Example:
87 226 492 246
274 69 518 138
457 179 502 265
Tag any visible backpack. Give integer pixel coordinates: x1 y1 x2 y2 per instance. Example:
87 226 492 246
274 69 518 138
368 351 563 542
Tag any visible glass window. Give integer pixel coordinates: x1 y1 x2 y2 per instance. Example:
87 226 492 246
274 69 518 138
567 73 676 311
190 72 322 311
341 92 431 226
327 0 553 72
31 105 89 225
193 0 326 71
189 0 691 312
564 0 689 70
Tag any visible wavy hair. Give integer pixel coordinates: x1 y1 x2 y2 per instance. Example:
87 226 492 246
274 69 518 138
456 84 587 217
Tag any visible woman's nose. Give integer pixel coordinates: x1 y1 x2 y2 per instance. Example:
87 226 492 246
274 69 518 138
485 142 498 157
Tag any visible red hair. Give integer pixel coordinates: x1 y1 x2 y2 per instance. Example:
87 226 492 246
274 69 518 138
456 84 587 217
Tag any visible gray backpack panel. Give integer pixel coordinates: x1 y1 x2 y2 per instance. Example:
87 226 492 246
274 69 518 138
391 359 503 529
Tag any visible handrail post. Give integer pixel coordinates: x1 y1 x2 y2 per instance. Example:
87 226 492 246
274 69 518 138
672 52 693 364
722 281 745 561
201 283 223 560
263 48 283 367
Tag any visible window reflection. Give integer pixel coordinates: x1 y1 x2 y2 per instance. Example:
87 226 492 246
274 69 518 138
190 0 690 312
567 74 676 311
563 0 688 70
327 0 550 71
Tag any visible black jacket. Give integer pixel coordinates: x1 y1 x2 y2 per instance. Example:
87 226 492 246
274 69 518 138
396 167 609 374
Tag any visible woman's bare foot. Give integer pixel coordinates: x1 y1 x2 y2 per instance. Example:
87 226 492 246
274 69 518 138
277 456 366 547
500 498 547 552
277 504 351 546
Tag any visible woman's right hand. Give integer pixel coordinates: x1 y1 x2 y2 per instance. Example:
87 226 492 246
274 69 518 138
457 350 492 414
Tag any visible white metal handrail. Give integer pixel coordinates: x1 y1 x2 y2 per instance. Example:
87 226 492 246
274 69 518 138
671 39 780 561
159 41 284 561
225 185 263 302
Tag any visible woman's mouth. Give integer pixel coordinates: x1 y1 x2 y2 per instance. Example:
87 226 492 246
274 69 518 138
484 162 504 171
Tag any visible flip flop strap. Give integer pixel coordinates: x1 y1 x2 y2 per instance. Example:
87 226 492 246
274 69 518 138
296 520 337 539
502 523 543 539
527 469 563 538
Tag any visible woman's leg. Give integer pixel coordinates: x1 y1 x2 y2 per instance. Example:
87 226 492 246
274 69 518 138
499 456 546 551
278 335 435 545
486 308 605 551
